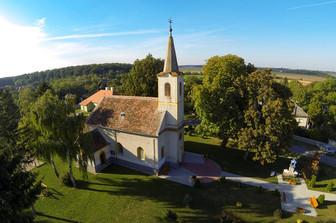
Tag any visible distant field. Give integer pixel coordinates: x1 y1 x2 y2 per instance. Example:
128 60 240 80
179 66 329 85
272 71 327 85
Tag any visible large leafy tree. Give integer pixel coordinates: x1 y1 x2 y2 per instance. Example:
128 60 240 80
193 55 295 164
122 54 164 96
192 55 249 145
0 89 42 222
237 70 296 165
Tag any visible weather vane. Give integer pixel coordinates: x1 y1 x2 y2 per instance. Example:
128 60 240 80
168 18 173 35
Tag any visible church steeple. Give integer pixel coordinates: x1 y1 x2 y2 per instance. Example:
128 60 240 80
163 18 179 73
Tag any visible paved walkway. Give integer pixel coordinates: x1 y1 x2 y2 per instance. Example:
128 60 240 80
221 171 336 217
159 152 221 186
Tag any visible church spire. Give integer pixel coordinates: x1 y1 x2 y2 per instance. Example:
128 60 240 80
163 18 179 73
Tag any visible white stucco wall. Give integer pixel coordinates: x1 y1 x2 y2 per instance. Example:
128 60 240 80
296 117 308 128
98 127 162 169
158 74 184 126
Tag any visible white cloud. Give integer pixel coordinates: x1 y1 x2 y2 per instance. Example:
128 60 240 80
288 0 336 10
0 16 69 77
36 17 46 28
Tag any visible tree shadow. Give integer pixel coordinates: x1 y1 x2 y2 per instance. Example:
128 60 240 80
36 212 79 223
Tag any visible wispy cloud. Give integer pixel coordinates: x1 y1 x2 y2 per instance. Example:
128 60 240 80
44 30 160 41
288 0 336 10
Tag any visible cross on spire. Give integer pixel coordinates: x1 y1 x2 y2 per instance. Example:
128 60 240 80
168 18 173 36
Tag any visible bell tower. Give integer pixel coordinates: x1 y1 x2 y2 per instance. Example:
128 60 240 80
158 19 184 163
158 19 184 128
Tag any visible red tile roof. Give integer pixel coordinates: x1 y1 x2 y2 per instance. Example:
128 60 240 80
87 96 164 136
80 90 113 106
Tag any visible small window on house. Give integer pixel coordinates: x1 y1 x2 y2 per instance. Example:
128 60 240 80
120 112 125 117
117 143 123 155
137 147 145 160
161 146 165 159
165 83 171 97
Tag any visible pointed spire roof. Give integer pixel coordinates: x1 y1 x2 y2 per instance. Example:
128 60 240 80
162 19 179 75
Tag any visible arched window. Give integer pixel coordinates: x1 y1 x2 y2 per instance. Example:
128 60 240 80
100 151 106 164
137 147 145 160
161 146 165 159
117 143 123 155
164 83 171 97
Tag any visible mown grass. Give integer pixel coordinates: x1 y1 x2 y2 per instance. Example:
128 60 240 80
33 156 284 223
184 135 285 184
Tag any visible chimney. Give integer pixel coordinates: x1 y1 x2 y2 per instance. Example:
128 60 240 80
110 87 114 95
105 87 109 90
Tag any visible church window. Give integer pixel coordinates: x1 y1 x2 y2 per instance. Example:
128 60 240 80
165 83 171 97
137 147 145 160
161 146 165 159
117 143 123 155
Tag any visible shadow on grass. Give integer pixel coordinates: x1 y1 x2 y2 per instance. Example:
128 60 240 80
76 169 280 222
185 140 290 179
36 212 79 223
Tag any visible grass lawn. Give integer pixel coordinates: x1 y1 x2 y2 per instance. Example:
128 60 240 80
307 164 336 194
34 157 288 223
184 135 293 184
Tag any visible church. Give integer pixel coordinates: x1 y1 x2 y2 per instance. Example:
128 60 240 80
85 24 184 174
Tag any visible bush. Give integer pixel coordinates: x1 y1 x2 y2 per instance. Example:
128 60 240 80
182 194 192 208
235 201 243 208
165 209 178 222
194 178 201 188
309 175 317 188
257 186 265 193
61 173 73 187
317 194 325 205
273 208 283 219
273 189 281 197
326 182 334 192
220 176 226 184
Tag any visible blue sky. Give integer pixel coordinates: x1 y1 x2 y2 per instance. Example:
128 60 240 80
1 0 336 77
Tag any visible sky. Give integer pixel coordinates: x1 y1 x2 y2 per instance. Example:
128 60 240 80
0 0 336 77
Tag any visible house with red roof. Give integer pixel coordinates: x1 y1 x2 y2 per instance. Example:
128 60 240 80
79 88 113 112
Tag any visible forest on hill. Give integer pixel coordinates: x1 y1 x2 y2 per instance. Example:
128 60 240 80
0 63 131 88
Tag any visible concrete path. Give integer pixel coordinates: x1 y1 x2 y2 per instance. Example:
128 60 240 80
221 171 336 217
277 175 317 217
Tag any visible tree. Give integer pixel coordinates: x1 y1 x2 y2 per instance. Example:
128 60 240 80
22 90 65 179
192 55 248 145
121 54 164 96
0 89 42 222
236 70 296 164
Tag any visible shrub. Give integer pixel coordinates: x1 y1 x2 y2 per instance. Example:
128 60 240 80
235 201 243 208
257 186 265 193
220 176 226 184
273 208 283 219
317 194 325 205
273 189 281 197
182 194 192 208
194 179 201 188
326 182 334 192
309 175 317 188
61 173 73 187
165 209 178 222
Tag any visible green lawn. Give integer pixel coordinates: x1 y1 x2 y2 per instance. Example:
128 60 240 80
307 164 336 194
184 135 290 184
34 157 286 223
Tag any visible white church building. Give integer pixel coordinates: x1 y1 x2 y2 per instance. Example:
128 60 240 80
86 25 184 174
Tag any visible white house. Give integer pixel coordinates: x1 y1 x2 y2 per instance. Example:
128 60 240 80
86 25 184 174
292 104 310 129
